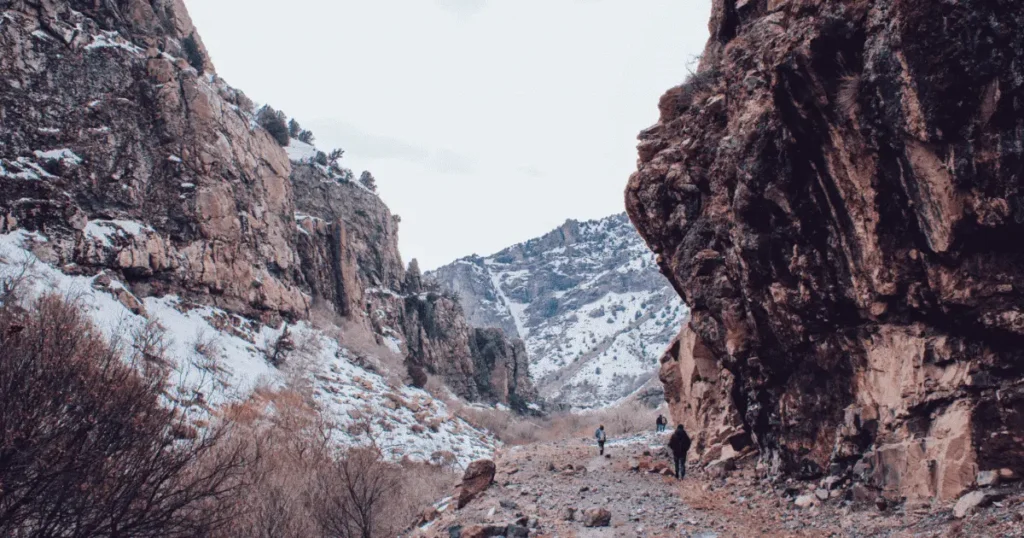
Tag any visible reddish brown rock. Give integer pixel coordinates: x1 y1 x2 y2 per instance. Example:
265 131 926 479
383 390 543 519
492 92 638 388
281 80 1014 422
457 459 496 509
581 507 611 527
627 0 1024 502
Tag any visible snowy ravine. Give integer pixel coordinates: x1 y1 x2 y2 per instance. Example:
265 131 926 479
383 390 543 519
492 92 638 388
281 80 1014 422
429 214 689 409
0 231 497 468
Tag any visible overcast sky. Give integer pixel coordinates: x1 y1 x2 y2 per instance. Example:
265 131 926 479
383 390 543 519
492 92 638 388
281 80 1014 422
184 0 711 269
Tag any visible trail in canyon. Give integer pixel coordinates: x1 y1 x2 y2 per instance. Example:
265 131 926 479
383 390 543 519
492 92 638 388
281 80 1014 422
419 433 1024 538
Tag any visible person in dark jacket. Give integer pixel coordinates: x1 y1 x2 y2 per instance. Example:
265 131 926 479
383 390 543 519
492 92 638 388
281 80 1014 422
656 414 667 432
668 425 691 479
595 425 607 455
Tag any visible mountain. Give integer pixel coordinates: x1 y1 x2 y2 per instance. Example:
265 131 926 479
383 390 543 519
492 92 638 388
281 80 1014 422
627 0 1024 502
429 213 688 408
0 0 533 466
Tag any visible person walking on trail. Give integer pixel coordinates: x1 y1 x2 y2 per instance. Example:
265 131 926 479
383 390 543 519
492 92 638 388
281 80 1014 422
595 425 607 455
656 414 667 432
668 424 691 479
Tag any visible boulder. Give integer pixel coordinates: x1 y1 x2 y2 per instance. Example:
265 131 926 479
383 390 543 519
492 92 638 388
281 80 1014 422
953 491 990 519
794 494 817 509
457 459 496 509
581 507 612 527
505 524 529 538
977 470 999 487
459 525 506 538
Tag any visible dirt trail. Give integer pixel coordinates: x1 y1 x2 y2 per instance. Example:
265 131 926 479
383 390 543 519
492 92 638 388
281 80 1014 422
415 433 1024 538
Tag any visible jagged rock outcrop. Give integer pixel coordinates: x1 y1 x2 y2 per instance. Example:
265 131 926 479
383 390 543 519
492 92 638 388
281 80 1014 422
627 0 1024 502
288 159 536 407
0 0 534 409
431 214 687 408
1 0 305 322
469 328 534 408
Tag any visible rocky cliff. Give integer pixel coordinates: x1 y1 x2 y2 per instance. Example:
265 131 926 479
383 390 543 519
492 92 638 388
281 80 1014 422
627 0 1024 502
431 214 688 408
0 0 533 416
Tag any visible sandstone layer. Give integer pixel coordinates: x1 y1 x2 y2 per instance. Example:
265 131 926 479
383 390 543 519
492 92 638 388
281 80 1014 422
627 0 1024 502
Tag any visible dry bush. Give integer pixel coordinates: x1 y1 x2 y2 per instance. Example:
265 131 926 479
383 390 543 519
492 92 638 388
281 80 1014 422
837 73 861 116
0 293 250 537
215 387 455 538
449 398 660 445
591 400 660 437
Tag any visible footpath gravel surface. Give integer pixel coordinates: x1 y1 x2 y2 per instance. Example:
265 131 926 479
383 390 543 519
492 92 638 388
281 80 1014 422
411 432 1024 538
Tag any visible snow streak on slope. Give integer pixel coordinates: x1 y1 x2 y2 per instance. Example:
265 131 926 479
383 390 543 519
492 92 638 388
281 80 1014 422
430 214 689 409
0 231 496 468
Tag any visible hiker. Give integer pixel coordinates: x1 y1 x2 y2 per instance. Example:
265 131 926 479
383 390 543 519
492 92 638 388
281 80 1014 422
594 425 606 455
656 414 667 432
668 424 691 479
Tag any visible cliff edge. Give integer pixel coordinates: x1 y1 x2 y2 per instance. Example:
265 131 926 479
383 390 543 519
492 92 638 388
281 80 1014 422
627 0 1024 502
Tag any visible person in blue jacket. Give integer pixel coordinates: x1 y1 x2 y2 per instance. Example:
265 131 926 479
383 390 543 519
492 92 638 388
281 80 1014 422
594 424 606 455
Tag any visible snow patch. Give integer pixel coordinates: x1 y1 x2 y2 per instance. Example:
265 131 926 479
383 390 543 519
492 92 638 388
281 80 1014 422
83 220 155 247
34 148 82 165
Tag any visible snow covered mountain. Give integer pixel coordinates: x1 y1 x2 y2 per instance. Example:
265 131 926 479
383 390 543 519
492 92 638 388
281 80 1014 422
429 214 689 409
0 0 530 469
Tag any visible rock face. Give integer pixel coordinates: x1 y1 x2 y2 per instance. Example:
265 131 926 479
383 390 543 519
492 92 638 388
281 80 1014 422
431 214 688 408
0 0 533 408
627 0 1024 502
0 0 305 322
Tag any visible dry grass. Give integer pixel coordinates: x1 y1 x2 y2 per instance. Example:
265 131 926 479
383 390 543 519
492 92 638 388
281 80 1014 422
448 397 663 445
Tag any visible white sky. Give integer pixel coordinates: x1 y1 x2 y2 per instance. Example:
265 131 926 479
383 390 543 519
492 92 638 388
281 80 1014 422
184 0 711 269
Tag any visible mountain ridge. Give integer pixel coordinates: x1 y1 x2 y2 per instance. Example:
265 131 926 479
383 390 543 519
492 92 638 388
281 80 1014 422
430 212 688 409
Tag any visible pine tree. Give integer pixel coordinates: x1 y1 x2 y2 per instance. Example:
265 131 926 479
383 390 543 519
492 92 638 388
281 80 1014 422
181 34 205 73
257 106 289 146
359 171 377 192
288 119 301 139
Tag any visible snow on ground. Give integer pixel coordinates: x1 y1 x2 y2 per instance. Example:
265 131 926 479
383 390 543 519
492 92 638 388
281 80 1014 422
83 219 156 247
33 148 82 165
284 138 318 162
83 29 144 55
0 231 497 468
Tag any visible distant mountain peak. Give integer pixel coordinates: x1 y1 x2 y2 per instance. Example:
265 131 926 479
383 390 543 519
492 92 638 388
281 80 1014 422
430 212 688 409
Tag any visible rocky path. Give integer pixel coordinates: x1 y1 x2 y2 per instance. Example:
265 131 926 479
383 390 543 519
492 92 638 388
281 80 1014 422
414 433 1024 538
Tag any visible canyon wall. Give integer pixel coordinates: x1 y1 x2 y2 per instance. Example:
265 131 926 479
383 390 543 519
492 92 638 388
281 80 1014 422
0 0 533 409
627 0 1024 502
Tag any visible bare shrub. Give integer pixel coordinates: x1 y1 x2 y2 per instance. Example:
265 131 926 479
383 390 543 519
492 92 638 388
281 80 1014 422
261 324 296 368
0 294 250 537
314 448 401 538
215 388 455 538
594 400 660 437
449 398 659 445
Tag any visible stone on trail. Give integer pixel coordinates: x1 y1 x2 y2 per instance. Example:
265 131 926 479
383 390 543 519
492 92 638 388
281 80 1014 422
814 489 829 501
953 490 1003 519
582 507 612 527
505 524 529 538
794 494 817 509
976 470 999 487
458 459 497 509
459 524 506 538
560 507 576 521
